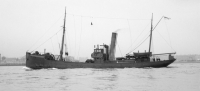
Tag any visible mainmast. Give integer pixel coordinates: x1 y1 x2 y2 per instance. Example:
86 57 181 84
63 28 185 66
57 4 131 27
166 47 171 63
60 8 66 61
148 13 153 53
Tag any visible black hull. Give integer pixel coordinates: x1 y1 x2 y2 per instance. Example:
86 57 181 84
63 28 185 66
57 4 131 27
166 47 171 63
26 53 175 69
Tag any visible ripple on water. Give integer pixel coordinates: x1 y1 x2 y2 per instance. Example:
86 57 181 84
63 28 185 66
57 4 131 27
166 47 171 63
0 63 199 91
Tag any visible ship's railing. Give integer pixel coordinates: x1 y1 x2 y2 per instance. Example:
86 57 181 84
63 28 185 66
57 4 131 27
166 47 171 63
152 52 176 55
150 52 176 61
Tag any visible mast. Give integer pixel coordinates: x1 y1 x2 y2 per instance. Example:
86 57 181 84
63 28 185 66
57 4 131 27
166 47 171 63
60 8 66 61
148 13 153 53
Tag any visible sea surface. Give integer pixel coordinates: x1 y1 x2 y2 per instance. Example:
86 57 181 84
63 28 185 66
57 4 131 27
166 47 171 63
0 63 199 91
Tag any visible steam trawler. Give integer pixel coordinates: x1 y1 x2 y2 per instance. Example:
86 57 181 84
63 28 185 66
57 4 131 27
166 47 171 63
26 9 176 69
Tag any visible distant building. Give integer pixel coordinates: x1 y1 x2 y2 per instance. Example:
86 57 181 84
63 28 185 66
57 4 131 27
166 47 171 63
3 58 18 63
0 56 26 64
175 55 200 62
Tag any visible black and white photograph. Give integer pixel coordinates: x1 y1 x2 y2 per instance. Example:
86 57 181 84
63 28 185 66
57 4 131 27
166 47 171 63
0 0 199 91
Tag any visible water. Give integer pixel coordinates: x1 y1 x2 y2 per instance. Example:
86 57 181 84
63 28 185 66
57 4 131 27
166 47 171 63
0 63 199 91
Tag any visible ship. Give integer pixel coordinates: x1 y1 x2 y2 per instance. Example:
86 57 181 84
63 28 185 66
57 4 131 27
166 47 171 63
26 9 176 69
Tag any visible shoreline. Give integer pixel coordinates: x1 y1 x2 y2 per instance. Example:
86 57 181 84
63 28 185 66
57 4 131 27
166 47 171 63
175 61 200 63
0 63 25 66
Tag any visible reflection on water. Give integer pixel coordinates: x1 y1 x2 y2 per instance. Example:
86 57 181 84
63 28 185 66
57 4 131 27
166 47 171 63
0 63 200 91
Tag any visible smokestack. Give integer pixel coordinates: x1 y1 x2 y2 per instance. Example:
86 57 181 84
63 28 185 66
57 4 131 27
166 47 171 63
109 32 117 61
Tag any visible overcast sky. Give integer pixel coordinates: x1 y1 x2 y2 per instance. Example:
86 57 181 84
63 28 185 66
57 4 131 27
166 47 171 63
0 0 199 58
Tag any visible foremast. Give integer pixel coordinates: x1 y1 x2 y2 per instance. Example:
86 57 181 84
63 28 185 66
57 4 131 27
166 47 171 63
148 13 153 53
60 8 67 61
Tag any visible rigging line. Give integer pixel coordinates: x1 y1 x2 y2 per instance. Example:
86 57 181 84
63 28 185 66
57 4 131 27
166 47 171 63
128 30 152 54
56 29 62 51
117 42 123 57
58 43 60 51
156 30 176 52
73 15 77 58
133 31 150 52
67 13 150 20
154 16 175 52
65 26 70 55
164 19 172 51
152 16 164 31
27 15 63 52
131 35 150 53
77 16 83 59
91 17 95 46
128 30 150 54
151 37 154 53
65 30 70 55
51 38 55 54
128 16 165 53
53 28 62 54
127 19 132 47
126 22 150 53
31 29 62 53
56 33 59 45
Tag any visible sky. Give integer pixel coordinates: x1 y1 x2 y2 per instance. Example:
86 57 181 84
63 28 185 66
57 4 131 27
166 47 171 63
0 0 199 59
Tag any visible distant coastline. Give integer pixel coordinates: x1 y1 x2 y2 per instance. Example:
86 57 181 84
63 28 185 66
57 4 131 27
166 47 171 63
175 61 200 63
0 55 26 66
0 63 25 66
175 54 200 63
